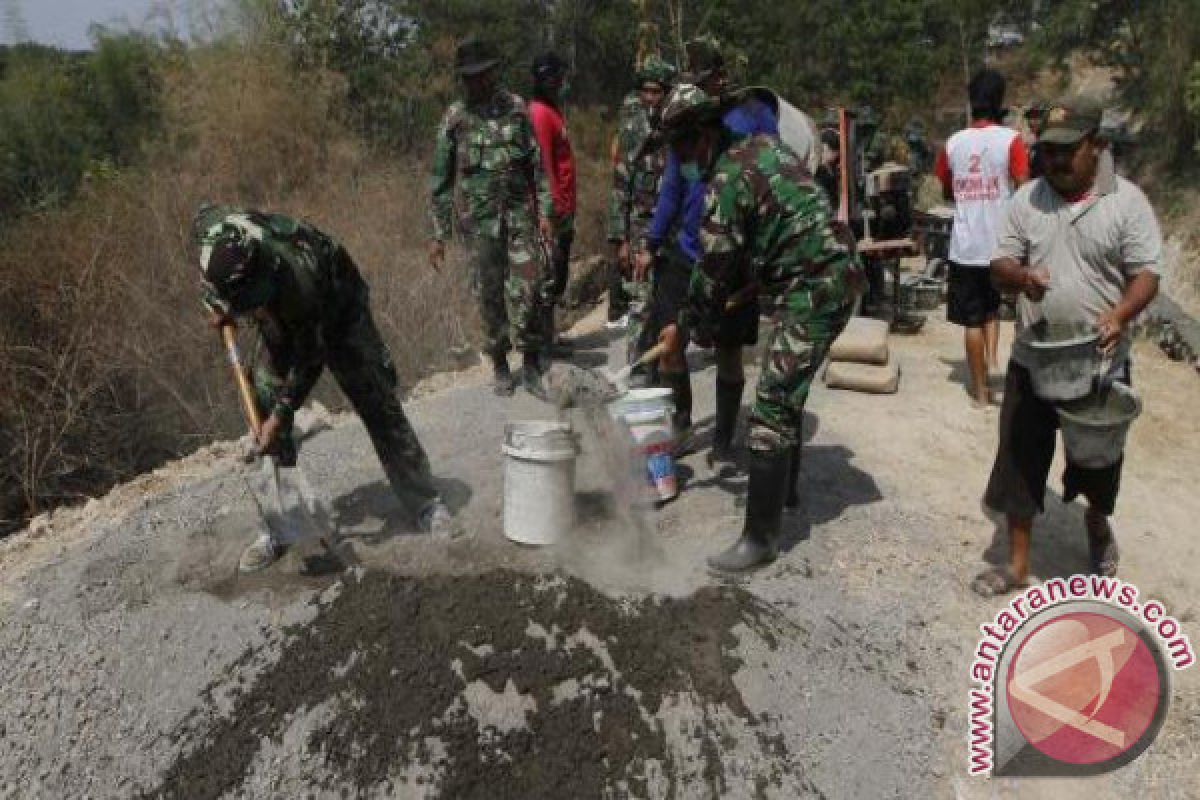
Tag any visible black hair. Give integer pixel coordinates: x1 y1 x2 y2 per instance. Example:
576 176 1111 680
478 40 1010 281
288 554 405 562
968 69 1006 121
532 52 566 101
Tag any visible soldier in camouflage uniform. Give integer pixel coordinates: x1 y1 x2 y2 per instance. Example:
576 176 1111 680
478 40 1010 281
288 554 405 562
428 37 555 396
661 85 864 573
193 206 455 572
605 54 676 361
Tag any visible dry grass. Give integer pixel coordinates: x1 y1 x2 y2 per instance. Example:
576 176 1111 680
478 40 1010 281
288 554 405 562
0 43 615 532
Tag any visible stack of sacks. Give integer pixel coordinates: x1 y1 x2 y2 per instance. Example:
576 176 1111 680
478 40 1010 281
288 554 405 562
824 317 900 394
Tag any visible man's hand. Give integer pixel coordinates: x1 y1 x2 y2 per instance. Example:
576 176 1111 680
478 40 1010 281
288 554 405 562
1023 266 1051 302
538 216 554 243
1095 309 1126 354
428 240 446 272
614 241 631 273
633 250 654 283
257 412 284 456
207 306 231 330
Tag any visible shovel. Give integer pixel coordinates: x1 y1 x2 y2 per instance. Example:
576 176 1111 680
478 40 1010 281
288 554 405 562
220 323 333 551
603 340 670 394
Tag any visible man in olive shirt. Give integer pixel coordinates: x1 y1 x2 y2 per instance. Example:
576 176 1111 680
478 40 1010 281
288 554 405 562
975 96 1161 596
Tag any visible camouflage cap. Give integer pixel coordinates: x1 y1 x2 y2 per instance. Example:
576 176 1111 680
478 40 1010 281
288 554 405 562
685 34 724 80
637 54 677 88
659 83 725 141
455 36 501 76
1040 95 1104 145
198 225 272 313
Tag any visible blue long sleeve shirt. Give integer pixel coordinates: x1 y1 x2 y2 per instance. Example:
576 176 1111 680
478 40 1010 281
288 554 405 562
645 98 779 263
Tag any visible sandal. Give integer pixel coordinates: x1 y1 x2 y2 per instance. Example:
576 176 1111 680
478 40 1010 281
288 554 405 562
971 567 1029 598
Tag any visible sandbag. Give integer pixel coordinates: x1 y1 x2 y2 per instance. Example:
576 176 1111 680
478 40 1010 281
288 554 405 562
829 317 890 365
824 359 900 394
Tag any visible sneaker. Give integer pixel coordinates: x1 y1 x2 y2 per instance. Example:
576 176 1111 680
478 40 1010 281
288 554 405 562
419 501 461 538
605 314 630 331
239 532 287 573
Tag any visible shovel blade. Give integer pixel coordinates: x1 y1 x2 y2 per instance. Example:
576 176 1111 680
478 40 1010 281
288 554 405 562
247 457 333 546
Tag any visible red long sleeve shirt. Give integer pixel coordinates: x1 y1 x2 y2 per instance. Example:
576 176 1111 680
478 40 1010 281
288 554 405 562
529 98 577 217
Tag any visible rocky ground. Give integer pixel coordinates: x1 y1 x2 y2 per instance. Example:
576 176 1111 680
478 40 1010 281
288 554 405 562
1 306 1197 799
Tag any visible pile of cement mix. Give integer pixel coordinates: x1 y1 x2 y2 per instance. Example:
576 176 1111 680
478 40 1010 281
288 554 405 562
142 570 812 799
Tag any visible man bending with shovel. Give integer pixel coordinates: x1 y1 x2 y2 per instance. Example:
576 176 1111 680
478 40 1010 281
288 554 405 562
193 206 456 572
661 86 863 573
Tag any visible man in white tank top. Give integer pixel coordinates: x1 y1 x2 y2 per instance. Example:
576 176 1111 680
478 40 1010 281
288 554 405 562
935 69 1029 407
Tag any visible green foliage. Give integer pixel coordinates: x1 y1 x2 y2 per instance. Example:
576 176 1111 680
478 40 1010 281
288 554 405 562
1187 62 1200 151
1033 0 1200 165
0 33 162 218
261 0 1026 148
82 29 163 165
0 51 91 213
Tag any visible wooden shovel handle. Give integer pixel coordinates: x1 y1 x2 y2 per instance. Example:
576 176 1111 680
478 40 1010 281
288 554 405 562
636 340 670 367
220 323 264 436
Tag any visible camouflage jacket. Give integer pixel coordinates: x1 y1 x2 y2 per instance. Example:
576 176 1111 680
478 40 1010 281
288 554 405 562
428 88 553 241
606 92 668 243
692 135 864 336
195 206 367 417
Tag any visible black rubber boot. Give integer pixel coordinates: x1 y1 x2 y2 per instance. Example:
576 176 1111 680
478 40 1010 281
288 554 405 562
522 350 547 399
491 352 515 396
785 443 802 510
542 305 573 359
707 378 744 470
707 448 791 573
660 369 694 453
660 369 693 432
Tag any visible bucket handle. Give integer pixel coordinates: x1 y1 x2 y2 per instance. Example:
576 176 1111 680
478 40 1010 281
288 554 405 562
507 428 581 454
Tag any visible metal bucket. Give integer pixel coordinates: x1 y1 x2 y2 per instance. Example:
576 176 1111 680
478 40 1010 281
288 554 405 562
900 276 943 311
502 421 578 546
1014 322 1105 403
1056 382 1142 468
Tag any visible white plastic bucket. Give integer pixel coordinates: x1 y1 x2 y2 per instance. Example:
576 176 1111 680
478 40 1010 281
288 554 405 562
502 421 578 546
608 388 678 503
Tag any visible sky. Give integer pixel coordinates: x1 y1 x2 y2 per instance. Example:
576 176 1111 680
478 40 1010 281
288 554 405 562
6 0 168 50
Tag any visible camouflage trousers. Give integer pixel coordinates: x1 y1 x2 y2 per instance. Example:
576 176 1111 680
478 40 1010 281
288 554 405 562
622 275 653 365
255 304 440 521
467 221 548 356
750 306 852 453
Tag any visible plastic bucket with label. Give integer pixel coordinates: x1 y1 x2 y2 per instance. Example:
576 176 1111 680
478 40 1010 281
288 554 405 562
608 388 678 504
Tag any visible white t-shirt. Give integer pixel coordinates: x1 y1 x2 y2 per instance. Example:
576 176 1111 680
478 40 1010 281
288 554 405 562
936 123 1028 266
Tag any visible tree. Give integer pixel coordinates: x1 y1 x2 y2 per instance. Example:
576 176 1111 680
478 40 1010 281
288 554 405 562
1033 0 1200 164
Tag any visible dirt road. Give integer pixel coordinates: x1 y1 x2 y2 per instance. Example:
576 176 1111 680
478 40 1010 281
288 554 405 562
1 308 1197 799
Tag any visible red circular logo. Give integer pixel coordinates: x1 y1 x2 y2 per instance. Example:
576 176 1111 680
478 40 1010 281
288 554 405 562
1006 611 1162 765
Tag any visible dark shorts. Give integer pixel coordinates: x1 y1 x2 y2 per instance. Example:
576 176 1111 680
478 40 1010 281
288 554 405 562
947 262 1000 327
644 248 692 343
716 298 760 347
984 362 1129 519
